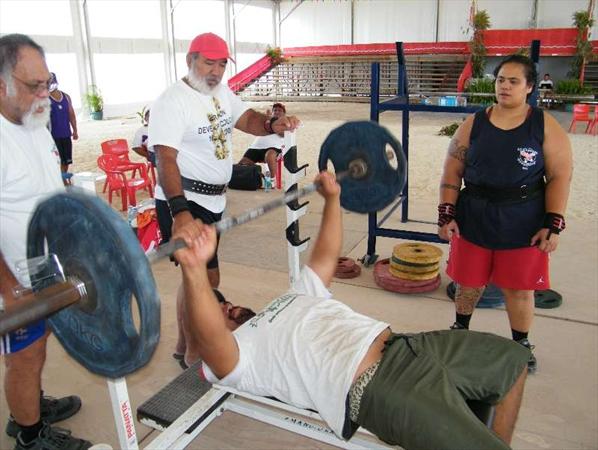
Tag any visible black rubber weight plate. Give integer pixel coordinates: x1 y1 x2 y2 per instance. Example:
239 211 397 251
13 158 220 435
27 191 160 378
534 289 563 309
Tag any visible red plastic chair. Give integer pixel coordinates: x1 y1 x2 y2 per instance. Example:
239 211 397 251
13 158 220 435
587 106 598 135
568 104 593 133
100 139 150 192
97 155 153 211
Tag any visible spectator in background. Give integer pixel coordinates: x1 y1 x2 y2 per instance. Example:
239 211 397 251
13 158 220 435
238 102 287 180
132 108 153 164
538 74 556 109
48 72 78 184
538 74 554 90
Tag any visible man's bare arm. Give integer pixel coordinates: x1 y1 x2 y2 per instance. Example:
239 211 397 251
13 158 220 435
307 173 342 287
235 109 300 136
175 223 239 378
66 93 78 139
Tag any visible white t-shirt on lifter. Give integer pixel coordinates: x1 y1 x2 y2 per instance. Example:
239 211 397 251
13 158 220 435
149 80 248 213
203 266 389 439
249 133 284 150
0 115 64 278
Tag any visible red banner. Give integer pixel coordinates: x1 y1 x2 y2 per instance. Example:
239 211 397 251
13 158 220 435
482 28 579 56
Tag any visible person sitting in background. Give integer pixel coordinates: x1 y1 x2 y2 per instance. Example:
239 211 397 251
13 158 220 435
538 74 553 90
132 108 153 164
538 74 555 108
238 102 286 180
48 72 78 184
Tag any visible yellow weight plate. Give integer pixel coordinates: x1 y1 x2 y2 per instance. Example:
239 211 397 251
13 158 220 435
389 265 439 281
390 258 440 274
392 242 443 264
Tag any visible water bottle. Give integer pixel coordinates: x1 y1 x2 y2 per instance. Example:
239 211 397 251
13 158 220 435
264 171 272 192
127 205 137 227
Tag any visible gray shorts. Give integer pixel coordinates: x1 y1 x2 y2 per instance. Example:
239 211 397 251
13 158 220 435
356 330 529 450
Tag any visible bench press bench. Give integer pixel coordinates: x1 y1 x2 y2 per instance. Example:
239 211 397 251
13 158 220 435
138 361 495 449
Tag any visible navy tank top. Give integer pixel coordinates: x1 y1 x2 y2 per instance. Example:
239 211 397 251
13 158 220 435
50 93 71 138
456 106 546 249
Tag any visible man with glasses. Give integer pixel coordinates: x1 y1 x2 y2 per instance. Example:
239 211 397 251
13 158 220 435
0 34 92 450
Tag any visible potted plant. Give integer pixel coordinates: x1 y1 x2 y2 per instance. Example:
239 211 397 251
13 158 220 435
469 10 491 78
555 78 592 111
465 77 495 105
85 85 104 120
266 46 285 65
569 10 595 80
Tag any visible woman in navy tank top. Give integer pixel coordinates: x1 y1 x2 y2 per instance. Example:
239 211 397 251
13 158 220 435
437 55 572 373
49 72 78 182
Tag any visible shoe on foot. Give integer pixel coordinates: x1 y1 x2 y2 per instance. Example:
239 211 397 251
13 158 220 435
14 422 91 450
449 321 467 330
517 338 537 374
6 393 81 438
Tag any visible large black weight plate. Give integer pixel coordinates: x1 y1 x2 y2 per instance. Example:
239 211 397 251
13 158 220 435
27 191 160 378
534 289 562 309
447 283 562 310
318 121 407 213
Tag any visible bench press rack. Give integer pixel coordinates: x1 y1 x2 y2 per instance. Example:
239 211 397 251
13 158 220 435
364 40 541 265
139 363 393 450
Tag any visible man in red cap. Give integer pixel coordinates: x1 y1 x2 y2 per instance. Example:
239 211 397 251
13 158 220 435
149 32 300 368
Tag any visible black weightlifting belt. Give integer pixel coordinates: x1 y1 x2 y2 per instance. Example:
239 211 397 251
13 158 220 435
464 179 544 202
181 176 227 195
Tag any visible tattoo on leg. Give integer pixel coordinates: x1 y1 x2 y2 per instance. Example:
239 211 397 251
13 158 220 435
455 286 485 314
440 183 460 191
448 138 468 162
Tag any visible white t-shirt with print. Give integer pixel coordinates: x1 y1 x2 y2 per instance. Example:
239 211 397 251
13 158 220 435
0 115 64 277
149 80 248 213
249 133 284 150
203 266 389 439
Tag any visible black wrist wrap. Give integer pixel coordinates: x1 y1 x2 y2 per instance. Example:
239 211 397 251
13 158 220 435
437 203 456 227
168 195 190 217
543 212 565 234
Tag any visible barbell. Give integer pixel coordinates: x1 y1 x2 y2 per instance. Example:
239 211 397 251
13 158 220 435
0 120 406 379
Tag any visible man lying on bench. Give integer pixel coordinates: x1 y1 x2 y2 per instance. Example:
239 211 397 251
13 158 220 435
172 172 530 450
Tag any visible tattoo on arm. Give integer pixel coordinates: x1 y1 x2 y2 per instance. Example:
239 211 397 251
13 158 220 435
440 183 460 191
448 138 468 162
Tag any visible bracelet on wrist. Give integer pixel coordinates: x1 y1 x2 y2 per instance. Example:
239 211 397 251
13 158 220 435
264 117 278 134
543 212 565 234
168 195 190 217
437 203 456 227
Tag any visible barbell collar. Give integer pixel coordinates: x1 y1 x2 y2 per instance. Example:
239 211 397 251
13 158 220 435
0 277 86 336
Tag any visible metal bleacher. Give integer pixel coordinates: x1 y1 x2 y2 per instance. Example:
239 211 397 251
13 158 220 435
237 54 468 101
584 59 598 94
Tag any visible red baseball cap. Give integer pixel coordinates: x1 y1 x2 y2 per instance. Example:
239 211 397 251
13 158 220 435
188 33 234 62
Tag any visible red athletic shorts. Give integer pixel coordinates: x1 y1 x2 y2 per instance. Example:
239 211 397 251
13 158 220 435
446 235 550 290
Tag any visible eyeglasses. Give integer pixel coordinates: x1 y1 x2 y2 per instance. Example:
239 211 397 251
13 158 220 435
11 73 54 95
